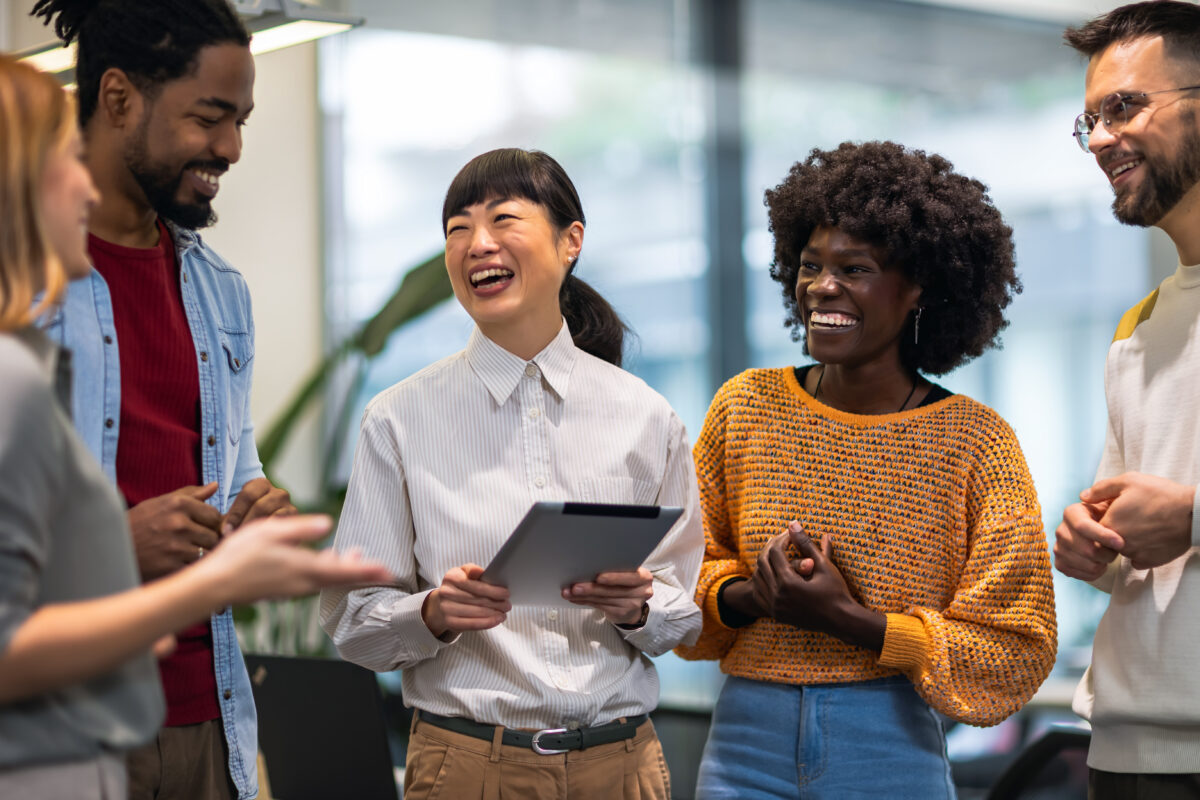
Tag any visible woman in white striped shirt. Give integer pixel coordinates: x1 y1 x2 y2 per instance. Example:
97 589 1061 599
320 148 704 800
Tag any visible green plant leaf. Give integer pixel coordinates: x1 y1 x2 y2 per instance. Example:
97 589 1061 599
357 251 451 357
257 252 451 469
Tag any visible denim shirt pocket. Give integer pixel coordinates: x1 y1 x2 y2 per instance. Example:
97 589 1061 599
219 329 254 445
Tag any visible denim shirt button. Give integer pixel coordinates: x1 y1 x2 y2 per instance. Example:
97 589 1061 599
103 335 113 345
207 435 216 446
200 351 209 362
223 689 233 700
104 418 114 429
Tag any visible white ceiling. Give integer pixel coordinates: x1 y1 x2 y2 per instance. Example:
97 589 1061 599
899 0 1148 24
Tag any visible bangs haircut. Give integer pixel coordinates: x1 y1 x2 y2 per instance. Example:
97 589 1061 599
441 149 585 234
0 56 75 332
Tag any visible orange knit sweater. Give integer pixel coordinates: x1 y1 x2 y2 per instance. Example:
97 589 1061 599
675 368 1057 727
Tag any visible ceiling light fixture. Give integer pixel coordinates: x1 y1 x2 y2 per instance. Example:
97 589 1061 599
13 0 363 83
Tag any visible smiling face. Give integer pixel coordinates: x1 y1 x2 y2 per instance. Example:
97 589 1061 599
40 128 101 279
1084 36 1200 228
797 226 921 371
122 43 254 229
444 196 583 355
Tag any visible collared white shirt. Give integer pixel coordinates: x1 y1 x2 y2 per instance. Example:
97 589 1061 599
320 322 703 729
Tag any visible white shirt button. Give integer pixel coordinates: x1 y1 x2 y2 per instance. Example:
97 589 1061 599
528 407 541 418
547 609 559 621
525 364 538 377
567 720 580 730
534 476 546 488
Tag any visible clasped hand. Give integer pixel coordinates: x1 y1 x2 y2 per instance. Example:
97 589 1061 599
129 478 297 581
1054 472 1196 579
725 522 885 652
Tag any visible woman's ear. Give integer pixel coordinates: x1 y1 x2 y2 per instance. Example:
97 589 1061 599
562 221 584 266
905 282 924 313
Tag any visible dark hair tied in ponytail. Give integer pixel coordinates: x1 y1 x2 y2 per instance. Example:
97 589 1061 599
559 271 627 367
443 148 629 366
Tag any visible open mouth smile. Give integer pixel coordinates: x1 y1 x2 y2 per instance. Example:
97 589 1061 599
808 310 859 331
469 266 515 293
187 167 223 198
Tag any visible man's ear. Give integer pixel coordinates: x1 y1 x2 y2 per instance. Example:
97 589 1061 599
96 67 143 128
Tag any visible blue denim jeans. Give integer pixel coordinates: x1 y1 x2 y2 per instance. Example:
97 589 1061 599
695 675 956 800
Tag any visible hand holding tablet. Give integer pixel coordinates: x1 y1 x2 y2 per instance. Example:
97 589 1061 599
481 502 683 608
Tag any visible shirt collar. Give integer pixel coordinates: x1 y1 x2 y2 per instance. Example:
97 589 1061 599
1175 259 1200 289
163 219 199 257
465 321 578 405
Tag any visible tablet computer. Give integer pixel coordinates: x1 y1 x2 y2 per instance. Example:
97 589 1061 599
480 501 684 607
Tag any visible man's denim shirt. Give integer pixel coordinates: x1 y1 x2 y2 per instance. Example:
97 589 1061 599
42 222 261 799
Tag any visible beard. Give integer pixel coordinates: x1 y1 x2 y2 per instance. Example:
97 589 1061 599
124 114 222 231
1112 110 1200 227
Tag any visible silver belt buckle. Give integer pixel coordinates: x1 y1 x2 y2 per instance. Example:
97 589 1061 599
530 727 569 755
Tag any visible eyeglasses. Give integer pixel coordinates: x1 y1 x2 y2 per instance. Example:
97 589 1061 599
1073 85 1200 153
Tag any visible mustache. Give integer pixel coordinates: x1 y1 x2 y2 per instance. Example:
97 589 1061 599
1098 148 1140 170
183 159 230 176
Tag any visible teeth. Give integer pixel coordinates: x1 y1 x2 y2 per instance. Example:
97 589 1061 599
1111 160 1141 177
810 311 856 327
192 170 219 189
470 268 514 286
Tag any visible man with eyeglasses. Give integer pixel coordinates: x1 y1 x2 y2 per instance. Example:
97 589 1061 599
1054 2 1200 798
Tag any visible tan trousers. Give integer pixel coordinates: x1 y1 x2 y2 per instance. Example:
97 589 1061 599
126 719 236 800
404 716 670 800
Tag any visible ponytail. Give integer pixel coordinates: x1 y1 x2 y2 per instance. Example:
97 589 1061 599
559 271 628 367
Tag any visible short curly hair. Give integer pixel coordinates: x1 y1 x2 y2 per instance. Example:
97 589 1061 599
766 140 1021 376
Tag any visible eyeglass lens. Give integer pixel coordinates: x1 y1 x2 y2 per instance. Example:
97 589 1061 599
1073 93 1131 152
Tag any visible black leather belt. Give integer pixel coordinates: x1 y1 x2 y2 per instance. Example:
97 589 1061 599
416 710 649 755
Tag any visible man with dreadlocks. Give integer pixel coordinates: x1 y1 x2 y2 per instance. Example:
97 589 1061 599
31 1 292 798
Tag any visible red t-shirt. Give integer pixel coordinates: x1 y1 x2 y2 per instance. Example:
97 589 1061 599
89 221 220 726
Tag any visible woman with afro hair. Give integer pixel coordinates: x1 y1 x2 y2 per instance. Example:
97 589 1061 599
676 141 1057 799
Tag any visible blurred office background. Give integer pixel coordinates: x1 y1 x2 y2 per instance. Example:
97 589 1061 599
3 0 1167 794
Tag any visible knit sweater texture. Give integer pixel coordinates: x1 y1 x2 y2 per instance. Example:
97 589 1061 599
1072 260 1200 773
675 367 1057 727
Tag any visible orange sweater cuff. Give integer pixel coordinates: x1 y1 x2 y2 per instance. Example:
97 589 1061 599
879 613 930 676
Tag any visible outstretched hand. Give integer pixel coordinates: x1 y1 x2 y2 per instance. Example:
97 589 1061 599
197 514 393 606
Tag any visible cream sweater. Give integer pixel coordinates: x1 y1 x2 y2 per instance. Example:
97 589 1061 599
1073 260 1200 772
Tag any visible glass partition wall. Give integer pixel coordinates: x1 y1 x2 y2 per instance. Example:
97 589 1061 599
321 0 1142 732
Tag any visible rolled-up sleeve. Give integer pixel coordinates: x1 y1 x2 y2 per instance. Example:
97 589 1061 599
319 407 453 672
618 413 704 656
